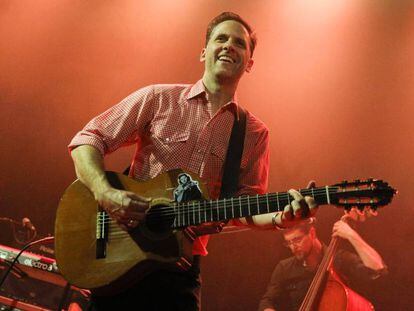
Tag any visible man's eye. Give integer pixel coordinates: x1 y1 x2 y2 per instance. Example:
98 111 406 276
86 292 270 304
216 35 226 42
236 40 246 48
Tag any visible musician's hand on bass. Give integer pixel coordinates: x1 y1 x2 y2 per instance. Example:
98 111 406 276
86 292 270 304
332 220 358 240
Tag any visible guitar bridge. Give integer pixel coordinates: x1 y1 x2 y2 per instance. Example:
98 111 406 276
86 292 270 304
96 211 108 259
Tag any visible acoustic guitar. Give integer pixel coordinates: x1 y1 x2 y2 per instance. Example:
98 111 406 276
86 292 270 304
54 170 395 295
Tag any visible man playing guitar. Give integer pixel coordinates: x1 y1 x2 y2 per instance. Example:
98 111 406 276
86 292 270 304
68 11 317 310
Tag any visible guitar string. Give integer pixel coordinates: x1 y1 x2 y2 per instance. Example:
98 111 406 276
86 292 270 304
100 209 376 237
96 187 379 235
98 189 369 229
97 187 340 224
98 196 340 227
96 189 345 236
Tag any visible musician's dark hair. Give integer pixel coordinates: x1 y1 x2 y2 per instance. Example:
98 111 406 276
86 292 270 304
205 12 257 57
282 218 316 235
177 173 190 184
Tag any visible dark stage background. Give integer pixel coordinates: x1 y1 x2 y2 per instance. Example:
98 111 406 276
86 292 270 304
1 1 413 310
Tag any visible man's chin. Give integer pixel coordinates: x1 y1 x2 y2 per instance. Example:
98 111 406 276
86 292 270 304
294 252 305 261
215 69 242 82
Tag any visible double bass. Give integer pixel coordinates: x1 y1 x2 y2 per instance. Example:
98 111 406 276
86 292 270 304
299 215 376 311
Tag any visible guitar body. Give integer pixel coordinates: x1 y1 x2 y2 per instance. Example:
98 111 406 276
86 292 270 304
55 170 207 296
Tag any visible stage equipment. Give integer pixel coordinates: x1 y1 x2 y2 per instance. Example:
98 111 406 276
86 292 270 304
0 242 89 310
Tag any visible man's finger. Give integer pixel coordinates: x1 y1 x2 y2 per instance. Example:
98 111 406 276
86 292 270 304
306 180 316 189
304 196 317 209
127 191 152 202
288 189 303 202
283 205 294 220
291 200 303 218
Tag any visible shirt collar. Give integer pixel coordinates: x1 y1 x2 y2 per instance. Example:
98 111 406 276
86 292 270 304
187 79 241 121
187 79 206 100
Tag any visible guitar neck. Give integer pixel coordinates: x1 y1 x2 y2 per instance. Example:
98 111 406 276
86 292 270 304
172 186 338 228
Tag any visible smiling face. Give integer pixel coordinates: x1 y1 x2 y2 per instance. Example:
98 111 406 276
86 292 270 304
200 20 254 83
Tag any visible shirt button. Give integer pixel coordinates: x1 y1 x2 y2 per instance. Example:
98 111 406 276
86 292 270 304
165 137 170 142
198 149 203 153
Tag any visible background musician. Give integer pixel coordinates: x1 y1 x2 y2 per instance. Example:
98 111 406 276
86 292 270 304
258 215 387 311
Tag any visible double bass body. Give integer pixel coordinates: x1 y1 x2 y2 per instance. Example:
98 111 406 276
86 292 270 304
315 268 374 311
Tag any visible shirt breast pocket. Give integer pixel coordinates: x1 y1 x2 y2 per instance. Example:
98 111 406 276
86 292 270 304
210 142 226 163
152 130 190 162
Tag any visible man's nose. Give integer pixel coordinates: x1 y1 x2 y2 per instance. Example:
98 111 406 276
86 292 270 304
222 40 235 51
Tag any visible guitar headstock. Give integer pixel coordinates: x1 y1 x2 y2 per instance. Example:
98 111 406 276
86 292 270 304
331 179 397 211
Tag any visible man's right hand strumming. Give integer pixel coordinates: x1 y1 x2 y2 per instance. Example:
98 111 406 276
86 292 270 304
71 145 150 231
95 188 151 231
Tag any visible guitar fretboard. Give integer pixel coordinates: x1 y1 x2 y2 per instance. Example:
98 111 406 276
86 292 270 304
172 186 338 228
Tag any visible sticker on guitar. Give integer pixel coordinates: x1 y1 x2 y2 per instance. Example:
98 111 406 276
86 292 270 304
173 173 203 203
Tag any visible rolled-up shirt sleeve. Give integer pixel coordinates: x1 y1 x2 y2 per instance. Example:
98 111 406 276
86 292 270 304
69 85 155 155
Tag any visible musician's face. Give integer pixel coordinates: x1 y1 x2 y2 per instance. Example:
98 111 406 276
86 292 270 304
200 20 254 81
283 228 315 261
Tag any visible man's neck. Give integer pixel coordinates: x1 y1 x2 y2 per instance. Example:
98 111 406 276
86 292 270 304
202 73 239 109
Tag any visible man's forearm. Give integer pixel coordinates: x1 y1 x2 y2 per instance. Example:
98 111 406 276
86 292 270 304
71 145 112 196
233 213 281 229
348 232 385 271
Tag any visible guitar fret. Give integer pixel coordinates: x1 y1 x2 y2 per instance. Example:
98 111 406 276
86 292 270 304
174 204 178 228
325 186 331 204
204 201 207 223
239 196 242 217
256 194 260 214
266 194 270 213
231 197 234 218
216 199 219 221
210 200 213 222
186 202 189 226
183 203 186 226
223 198 227 219
177 204 180 227
198 202 201 224
276 192 280 211
185 202 188 226
192 202 195 225
247 196 251 215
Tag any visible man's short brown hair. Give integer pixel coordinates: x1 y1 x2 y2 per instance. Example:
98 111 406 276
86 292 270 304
282 218 317 236
205 12 257 56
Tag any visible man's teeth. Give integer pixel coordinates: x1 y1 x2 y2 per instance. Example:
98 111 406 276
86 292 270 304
219 56 234 63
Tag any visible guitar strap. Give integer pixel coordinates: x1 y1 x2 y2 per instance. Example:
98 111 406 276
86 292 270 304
219 106 247 199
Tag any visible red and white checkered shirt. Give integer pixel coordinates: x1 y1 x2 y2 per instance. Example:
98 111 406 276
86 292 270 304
69 79 270 255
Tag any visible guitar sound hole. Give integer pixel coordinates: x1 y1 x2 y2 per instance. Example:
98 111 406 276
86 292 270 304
145 204 175 233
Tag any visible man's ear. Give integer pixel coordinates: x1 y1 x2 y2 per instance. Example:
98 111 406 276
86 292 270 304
245 58 254 73
200 48 206 62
